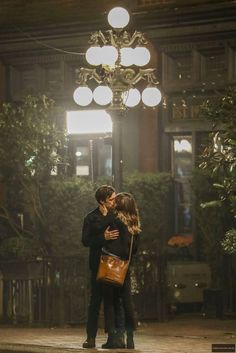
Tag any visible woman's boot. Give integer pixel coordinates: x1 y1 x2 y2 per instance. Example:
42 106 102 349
101 330 116 349
126 329 135 349
115 329 125 348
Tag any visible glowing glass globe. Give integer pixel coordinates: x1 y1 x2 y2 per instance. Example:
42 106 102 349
73 86 93 106
142 87 162 107
134 47 151 66
107 7 130 29
85 46 102 66
101 46 118 65
93 86 113 105
120 47 135 66
123 88 141 107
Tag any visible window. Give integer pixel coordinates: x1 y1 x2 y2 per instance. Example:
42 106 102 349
66 110 112 180
172 136 193 234
171 53 192 81
66 110 112 135
72 139 112 179
163 51 192 86
75 145 90 176
199 48 226 83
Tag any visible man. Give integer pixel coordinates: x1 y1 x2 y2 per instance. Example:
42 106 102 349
82 185 120 349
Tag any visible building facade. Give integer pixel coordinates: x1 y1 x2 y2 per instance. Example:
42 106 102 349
1 0 235 239
0 0 236 321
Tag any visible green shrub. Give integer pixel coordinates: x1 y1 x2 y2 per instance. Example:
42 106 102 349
124 172 172 254
191 169 230 286
0 177 97 259
0 172 172 260
41 177 96 256
221 229 236 255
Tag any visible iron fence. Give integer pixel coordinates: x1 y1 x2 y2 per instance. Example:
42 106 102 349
0 254 168 326
1 254 235 326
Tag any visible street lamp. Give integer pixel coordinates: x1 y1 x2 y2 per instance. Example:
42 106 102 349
73 6 162 190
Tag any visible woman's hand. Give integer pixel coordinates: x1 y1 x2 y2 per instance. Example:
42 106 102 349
99 204 108 216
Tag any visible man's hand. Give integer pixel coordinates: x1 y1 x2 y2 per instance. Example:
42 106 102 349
104 226 119 240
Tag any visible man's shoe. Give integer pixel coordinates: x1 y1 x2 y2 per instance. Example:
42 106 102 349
126 330 135 349
127 338 135 349
82 338 95 348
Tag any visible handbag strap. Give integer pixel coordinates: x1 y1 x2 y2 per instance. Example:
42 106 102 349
128 235 134 263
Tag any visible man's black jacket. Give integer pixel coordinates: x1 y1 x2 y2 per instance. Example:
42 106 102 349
82 208 140 272
81 207 112 271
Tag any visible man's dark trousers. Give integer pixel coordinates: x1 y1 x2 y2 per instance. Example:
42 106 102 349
86 271 102 338
86 270 125 339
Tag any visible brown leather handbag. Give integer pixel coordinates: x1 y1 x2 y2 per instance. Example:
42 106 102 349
96 236 134 286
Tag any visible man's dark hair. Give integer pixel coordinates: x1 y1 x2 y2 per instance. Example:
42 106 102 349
95 185 115 204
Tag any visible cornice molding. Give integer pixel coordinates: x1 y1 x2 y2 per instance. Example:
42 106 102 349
5 53 84 65
160 39 236 53
0 2 236 58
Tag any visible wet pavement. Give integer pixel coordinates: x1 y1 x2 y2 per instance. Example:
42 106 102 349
0 314 235 353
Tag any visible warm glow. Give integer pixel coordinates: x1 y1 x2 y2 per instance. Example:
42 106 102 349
181 139 192 152
66 110 112 134
86 46 102 66
93 86 113 105
123 88 141 107
73 87 93 106
174 139 192 153
107 7 130 29
142 87 162 107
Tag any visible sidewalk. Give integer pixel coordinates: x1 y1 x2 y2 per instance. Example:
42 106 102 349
0 314 235 353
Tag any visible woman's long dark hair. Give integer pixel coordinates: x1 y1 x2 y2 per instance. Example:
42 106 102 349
115 192 141 235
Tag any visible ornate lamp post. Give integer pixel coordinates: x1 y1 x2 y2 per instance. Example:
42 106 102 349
73 6 161 190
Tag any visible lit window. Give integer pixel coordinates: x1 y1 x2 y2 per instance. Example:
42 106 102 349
75 146 90 176
66 110 112 135
172 136 193 234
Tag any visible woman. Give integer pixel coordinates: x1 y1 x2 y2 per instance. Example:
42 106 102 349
101 192 141 349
